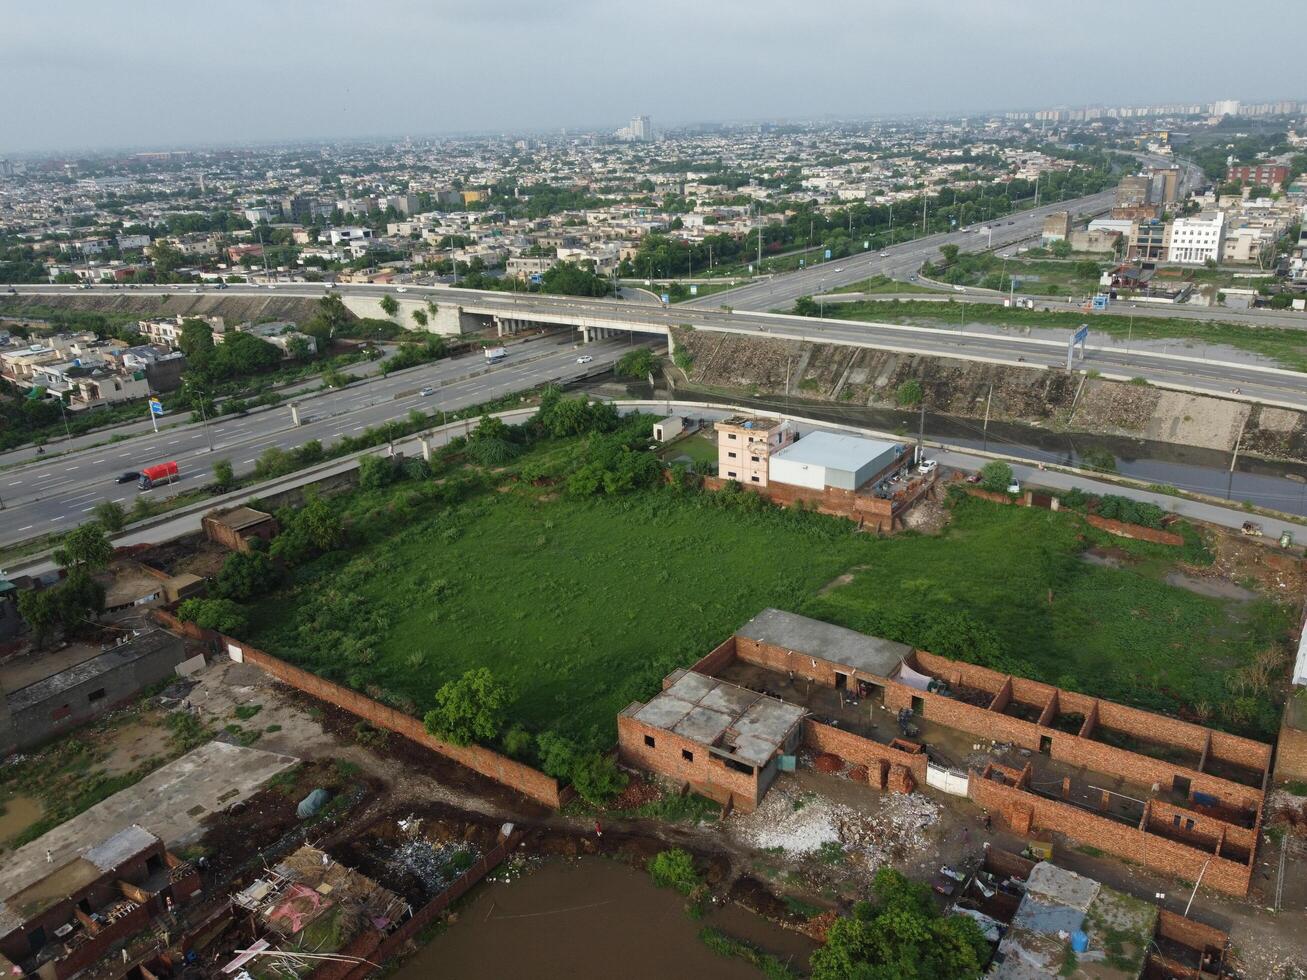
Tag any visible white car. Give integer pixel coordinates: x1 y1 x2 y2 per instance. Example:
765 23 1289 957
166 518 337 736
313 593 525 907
419 386 435 396
879 251 888 257
1007 481 1022 494
267 285 276 290
396 286 408 293
576 355 593 364
834 267 843 273
917 459 938 475
953 285 966 293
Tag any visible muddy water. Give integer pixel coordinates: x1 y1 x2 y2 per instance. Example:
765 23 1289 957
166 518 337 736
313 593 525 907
0 795 45 846
393 858 815 980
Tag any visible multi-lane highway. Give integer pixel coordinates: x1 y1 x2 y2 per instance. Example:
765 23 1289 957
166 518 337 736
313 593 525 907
689 189 1119 312
0 335 639 546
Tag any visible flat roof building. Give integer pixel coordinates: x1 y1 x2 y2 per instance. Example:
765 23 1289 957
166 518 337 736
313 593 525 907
619 669 805 812
767 431 904 492
715 416 794 488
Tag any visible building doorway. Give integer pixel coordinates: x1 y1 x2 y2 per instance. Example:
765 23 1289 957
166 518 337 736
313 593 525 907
1039 735 1053 754
834 672 848 690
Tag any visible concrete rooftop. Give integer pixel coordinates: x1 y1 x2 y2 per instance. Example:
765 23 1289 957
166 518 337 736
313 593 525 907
0 740 296 930
768 430 902 472
736 608 911 680
633 670 804 768
6 630 178 713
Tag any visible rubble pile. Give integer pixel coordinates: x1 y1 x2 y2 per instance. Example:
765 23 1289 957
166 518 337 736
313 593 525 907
730 784 940 872
386 838 481 895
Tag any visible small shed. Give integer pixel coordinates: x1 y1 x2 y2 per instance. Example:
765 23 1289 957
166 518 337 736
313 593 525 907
653 416 685 443
202 506 279 553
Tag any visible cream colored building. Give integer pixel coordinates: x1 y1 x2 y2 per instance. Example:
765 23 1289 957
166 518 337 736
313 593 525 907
715 416 795 487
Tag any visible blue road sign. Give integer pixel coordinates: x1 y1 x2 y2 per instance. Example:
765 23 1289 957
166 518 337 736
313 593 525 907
149 398 165 416
1072 325 1089 345
661 293 670 305
1092 294 1108 311
529 273 542 285
824 249 832 260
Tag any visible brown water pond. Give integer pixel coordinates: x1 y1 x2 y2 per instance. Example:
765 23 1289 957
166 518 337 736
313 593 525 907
393 856 816 979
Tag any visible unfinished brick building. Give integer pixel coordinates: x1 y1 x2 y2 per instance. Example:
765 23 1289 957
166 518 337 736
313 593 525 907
624 609 1272 897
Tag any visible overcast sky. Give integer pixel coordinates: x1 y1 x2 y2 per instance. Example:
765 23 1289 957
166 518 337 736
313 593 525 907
4 0 1304 154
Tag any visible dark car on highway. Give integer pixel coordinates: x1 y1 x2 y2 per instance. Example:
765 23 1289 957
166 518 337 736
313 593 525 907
115 471 140 484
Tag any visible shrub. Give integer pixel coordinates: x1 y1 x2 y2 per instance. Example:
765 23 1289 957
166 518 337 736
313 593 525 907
501 725 534 760
648 848 701 895
177 598 248 635
214 551 282 602
570 752 628 805
980 460 1013 493
896 379 923 407
92 500 126 533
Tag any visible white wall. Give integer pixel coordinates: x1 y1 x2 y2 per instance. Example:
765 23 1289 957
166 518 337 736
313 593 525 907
769 457 825 490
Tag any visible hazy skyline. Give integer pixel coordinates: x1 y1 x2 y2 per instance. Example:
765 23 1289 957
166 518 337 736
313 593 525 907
4 0 1305 154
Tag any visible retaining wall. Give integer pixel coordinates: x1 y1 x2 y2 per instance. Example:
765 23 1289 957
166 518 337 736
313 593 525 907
1085 513 1184 546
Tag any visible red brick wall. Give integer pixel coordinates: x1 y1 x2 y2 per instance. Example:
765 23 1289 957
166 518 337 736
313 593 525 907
225 639 567 808
968 768 1253 897
801 719 927 791
1084 514 1183 546
1155 909 1227 956
690 635 738 676
701 475 894 529
1275 716 1307 784
617 711 759 811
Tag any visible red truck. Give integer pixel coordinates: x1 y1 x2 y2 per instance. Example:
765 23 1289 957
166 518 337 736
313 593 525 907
138 461 179 490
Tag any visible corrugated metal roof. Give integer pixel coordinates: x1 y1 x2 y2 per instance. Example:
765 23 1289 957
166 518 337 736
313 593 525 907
769 430 901 472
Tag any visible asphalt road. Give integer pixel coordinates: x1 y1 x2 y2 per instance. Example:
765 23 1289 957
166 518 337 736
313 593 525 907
0 335 639 546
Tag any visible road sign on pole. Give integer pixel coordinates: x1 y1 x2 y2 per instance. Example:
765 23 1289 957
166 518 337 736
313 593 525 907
1091 294 1108 311
147 397 163 433
824 249 832 260
660 293 670 306
1067 324 1089 371
689 284 698 296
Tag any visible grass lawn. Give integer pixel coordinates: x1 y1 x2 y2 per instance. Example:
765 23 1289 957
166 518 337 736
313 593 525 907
659 432 718 466
819 298 1307 372
246 472 1293 747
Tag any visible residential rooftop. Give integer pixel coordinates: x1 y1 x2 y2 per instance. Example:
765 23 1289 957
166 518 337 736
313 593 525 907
736 608 911 679
630 669 804 767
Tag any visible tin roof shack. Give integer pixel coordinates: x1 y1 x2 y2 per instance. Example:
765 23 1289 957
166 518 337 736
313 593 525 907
0 629 185 753
991 862 1157 979
618 670 805 812
0 825 199 979
202 506 278 553
228 845 406 974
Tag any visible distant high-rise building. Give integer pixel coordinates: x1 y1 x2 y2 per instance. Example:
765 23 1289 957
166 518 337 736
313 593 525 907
1211 99 1240 117
617 115 653 142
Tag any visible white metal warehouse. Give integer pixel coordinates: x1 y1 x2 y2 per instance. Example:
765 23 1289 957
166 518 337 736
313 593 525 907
767 431 904 491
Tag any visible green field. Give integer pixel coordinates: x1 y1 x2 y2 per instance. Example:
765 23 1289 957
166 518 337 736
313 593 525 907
247 471 1293 747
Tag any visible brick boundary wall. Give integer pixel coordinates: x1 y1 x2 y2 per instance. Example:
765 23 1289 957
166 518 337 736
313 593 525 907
149 610 569 809
968 766 1254 897
802 719 926 793
699 475 895 530
1084 513 1184 546
1274 713 1307 784
960 487 1184 546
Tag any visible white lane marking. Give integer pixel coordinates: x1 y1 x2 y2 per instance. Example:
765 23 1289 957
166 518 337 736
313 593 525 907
92 458 106 463
49 516 63 522
6 481 20 487
82 506 96 512
18 524 32 531
243 458 256 464
67 465 79 470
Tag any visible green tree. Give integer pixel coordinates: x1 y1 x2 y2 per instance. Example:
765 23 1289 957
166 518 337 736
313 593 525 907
896 379 923 407
615 348 656 379
1050 239 1073 258
176 597 248 634
980 460 1014 493
357 454 398 490
17 589 62 647
411 308 428 328
570 751 628 804
938 243 960 264
322 369 350 389
809 868 989 980
423 667 508 746
1204 257 1218 270
92 500 126 533
793 296 819 317
286 335 314 361
56 570 105 635
214 551 281 602
53 521 114 571
379 294 399 317
535 731 578 779
149 240 184 277
212 458 235 489
178 318 216 373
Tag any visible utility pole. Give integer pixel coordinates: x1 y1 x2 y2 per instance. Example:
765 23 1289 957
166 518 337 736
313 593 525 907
921 192 927 234
1226 416 1247 500
982 383 993 451
916 401 926 466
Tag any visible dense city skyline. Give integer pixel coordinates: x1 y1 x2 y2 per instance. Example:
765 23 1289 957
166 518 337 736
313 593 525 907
3 0 1306 153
